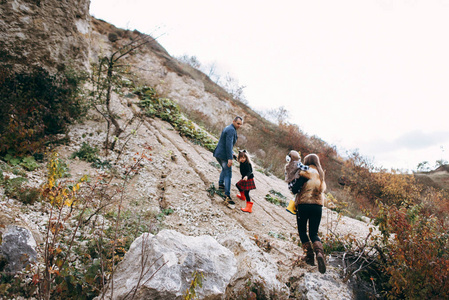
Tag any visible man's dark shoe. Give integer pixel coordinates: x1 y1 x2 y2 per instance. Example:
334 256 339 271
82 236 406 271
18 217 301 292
224 196 235 209
218 184 225 192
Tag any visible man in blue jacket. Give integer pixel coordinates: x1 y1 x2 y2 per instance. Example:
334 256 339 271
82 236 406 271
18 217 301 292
213 116 243 208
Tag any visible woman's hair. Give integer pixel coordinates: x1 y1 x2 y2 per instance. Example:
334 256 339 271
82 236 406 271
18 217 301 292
304 153 325 183
238 150 252 165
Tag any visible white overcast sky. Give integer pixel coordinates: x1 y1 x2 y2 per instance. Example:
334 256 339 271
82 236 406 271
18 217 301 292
90 0 449 172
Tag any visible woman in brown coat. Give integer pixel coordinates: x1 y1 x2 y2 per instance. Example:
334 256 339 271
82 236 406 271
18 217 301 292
296 153 326 273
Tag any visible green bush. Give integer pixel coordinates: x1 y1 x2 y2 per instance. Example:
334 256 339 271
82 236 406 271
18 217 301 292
20 156 40 171
2 176 41 205
321 233 352 254
71 142 113 169
71 142 99 163
0 66 86 156
13 187 42 205
2 153 40 171
3 176 28 196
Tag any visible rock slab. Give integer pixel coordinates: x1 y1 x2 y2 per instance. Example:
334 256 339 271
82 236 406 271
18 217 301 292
0 225 37 273
104 229 237 300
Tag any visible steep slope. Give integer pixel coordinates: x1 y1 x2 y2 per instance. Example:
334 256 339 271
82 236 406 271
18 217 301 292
89 18 345 186
0 85 377 298
84 20 380 299
0 8 378 298
55 85 376 298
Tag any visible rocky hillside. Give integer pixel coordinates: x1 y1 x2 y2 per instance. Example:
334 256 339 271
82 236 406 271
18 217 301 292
89 18 346 187
1 2 384 299
0 86 378 299
0 0 90 72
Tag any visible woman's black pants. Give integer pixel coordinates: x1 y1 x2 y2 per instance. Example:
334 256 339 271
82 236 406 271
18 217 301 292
296 204 322 244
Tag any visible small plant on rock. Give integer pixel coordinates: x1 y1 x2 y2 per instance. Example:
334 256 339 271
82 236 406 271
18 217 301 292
264 189 288 207
71 142 100 163
206 183 226 199
184 270 204 300
136 86 217 152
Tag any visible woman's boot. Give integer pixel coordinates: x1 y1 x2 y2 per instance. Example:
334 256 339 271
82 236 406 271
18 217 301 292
236 191 246 201
241 201 253 213
301 242 315 266
313 241 326 274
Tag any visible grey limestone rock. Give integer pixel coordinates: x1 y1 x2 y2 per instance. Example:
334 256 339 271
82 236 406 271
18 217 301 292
103 229 237 300
0 225 37 273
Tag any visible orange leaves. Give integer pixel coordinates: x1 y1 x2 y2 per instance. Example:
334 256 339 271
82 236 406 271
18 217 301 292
343 152 426 207
143 142 153 151
48 266 60 276
373 202 449 298
49 220 64 235
373 170 420 206
44 185 78 207
32 274 40 285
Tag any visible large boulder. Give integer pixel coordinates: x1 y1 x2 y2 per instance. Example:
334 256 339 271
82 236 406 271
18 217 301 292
0 225 37 273
217 229 290 298
218 230 356 300
104 229 237 300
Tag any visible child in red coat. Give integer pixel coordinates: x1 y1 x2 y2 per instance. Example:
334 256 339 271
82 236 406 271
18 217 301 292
235 150 256 213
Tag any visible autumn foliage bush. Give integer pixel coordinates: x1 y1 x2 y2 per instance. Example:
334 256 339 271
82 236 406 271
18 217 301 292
236 116 340 181
372 202 449 299
342 151 423 207
0 66 85 156
0 151 156 299
337 151 449 298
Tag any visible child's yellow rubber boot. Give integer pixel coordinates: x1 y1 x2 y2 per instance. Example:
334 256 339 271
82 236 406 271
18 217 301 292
286 199 296 215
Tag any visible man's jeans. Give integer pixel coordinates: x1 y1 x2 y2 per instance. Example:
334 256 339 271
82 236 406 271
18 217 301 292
216 157 232 197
